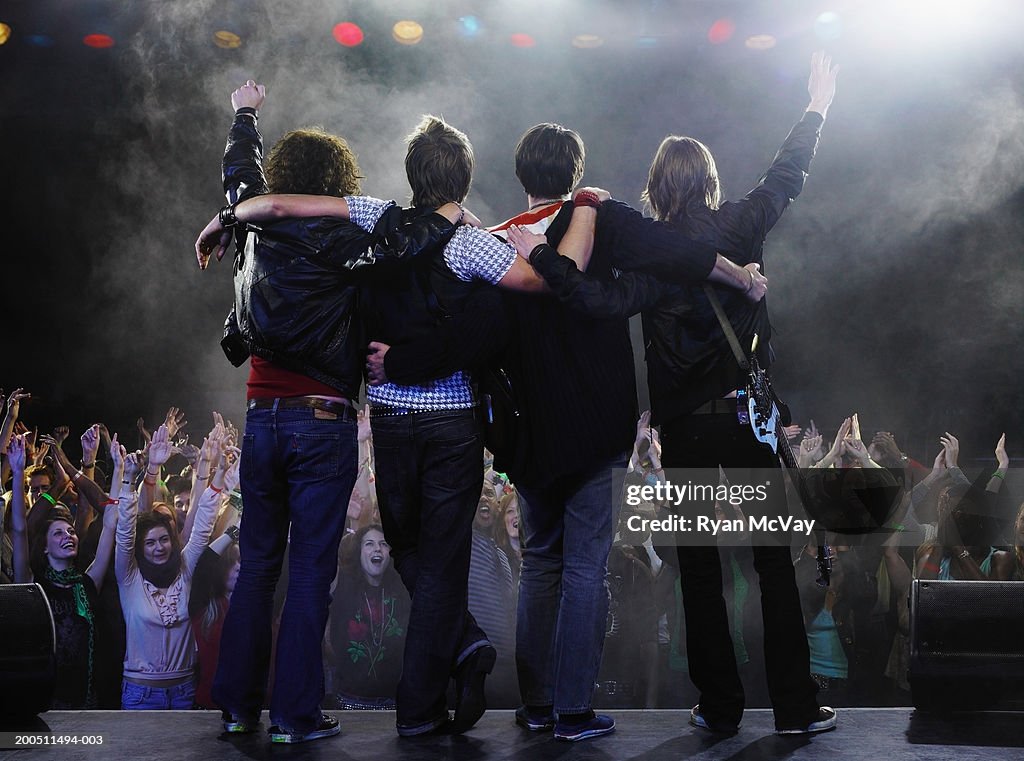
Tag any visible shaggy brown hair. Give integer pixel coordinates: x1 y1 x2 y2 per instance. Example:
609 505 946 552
265 127 363 197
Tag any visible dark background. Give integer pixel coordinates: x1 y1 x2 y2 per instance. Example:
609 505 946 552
2 0 1022 469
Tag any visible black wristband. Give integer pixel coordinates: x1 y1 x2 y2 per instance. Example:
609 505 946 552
235 106 258 119
528 243 549 266
219 203 239 228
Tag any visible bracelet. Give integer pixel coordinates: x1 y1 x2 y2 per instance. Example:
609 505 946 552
122 479 132 485
456 203 465 224
219 203 240 228
991 470 1005 480
210 484 224 493
958 549 971 560
72 470 83 481
81 460 95 468
573 190 601 209
235 106 258 119
40 492 57 506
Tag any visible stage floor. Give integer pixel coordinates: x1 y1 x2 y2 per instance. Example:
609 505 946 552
3 708 1022 760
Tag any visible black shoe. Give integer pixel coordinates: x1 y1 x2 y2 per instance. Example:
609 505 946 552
450 644 496 733
553 712 616 742
514 705 556 732
689 704 739 735
221 710 261 734
269 713 340 744
775 706 837 735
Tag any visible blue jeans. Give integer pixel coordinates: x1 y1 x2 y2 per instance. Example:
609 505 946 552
212 404 357 734
121 679 195 710
515 452 628 714
371 409 489 734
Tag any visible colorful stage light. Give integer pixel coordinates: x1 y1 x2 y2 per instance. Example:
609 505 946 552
83 33 115 49
458 16 480 37
213 31 241 49
333 22 364 47
510 33 535 48
708 19 735 45
0 23 10 46
393 20 424 46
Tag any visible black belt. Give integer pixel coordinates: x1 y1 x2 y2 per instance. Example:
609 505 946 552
369 405 477 419
691 397 739 415
247 396 356 421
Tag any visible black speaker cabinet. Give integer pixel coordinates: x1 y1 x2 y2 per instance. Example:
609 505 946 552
0 583 56 718
909 579 1024 711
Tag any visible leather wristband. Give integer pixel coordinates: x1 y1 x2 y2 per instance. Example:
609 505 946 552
219 203 240 228
573 190 601 209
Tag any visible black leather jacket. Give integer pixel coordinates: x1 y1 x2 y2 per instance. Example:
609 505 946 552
529 111 824 425
219 112 456 398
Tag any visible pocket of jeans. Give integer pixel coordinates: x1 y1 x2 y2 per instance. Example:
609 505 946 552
291 431 342 481
121 681 148 708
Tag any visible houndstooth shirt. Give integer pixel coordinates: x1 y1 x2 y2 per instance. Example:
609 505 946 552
347 196 516 410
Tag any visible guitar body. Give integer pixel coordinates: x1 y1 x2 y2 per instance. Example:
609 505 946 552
744 356 832 586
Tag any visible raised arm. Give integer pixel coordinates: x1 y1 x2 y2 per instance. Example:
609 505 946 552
114 447 142 587
7 434 32 583
183 439 240 577
85 437 125 591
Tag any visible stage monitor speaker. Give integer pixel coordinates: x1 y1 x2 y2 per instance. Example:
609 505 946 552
0 583 56 719
909 578 1024 712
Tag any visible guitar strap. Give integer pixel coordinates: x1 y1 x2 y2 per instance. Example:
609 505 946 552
703 285 833 586
702 284 750 372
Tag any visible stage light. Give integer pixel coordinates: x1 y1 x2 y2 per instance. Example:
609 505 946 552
0 24 10 46
815 12 842 41
510 33 535 48
635 36 658 49
392 20 424 46
83 33 114 49
333 22 364 47
27 34 54 47
708 19 735 45
213 31 241 49
572 34 603 49
458 16 480 38
745 34 776 51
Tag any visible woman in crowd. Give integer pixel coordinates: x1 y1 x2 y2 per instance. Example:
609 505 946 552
7 431 119 709
115 423 235 710
493 488 522 588
327 524 410 710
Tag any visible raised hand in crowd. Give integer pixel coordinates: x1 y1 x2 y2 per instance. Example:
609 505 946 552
80 424 101 473
814 417 852 469
994 433 1009 471
49 425 70 447
6 433 32 583
939 432 960 469
783 424 802 442
869 430 905 467
136 416 152 445
797 433 824 468
163 406 188 440
987 433 1010 494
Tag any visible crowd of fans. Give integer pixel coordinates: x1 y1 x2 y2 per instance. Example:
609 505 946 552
1 387 1019 712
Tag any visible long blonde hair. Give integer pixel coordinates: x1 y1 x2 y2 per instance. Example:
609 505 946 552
641 136 721 226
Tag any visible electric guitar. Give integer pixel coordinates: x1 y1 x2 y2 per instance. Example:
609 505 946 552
741 336 833 587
